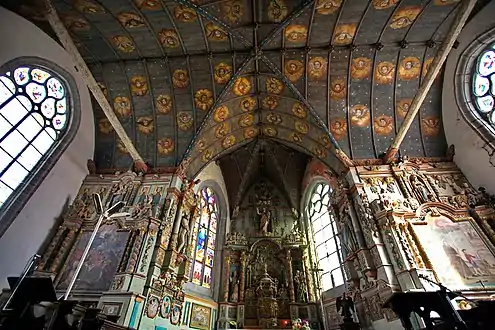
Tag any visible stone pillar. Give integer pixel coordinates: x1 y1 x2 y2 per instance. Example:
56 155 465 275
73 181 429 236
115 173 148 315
239 251 248 302
222 250 231 302
286 249 295 302
39 225 66 270
50 228 77 273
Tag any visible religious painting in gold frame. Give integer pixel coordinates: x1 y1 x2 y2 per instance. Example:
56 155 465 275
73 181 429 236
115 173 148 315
410 213 495 291
189 303 211 330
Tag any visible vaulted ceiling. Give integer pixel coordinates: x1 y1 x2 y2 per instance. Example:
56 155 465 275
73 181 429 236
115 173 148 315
5 0 471 210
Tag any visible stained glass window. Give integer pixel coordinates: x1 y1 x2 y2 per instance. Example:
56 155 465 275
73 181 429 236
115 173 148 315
472 43 495 126
308 183 345 291
190 187 218 288
0 65 69 209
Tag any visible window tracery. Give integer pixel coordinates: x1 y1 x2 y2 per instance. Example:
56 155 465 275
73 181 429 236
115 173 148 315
308 182 345 291
472 43 495 125
190 187 218 288
0 64 69 209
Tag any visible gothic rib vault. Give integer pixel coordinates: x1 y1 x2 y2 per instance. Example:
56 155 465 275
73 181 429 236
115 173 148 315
4 0 483 215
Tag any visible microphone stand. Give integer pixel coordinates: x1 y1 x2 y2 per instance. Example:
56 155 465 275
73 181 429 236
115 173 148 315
418 274 470 330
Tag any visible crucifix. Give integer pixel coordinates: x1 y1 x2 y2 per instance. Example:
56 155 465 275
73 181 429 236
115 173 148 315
63 193 129 300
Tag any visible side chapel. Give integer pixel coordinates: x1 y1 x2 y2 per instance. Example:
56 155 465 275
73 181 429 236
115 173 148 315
1 1 495 330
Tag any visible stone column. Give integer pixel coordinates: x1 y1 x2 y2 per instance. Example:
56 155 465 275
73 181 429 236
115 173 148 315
50 228 77 273
286 249 295 302
239 251 248 302
39 225 66 270
222 250 231 302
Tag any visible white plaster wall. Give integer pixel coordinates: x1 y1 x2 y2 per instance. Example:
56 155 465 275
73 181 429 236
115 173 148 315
442 2 495 193
0 7 94 288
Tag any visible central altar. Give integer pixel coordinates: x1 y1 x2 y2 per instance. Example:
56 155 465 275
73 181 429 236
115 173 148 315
217 179 319 329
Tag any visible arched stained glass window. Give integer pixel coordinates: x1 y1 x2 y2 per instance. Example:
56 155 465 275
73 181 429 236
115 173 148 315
0 65 69 209
190 187 218 288
472 43 495 125
308 182 345 291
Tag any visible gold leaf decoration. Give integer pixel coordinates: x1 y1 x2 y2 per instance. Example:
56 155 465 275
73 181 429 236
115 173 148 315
398 56 421 80
333 23 357 45
240 97 257 112
372 0 399 10
292 102 307 119
177 111 193 131
316 0 342 15
215 122 230 138
262 96 278 110
374 115 394 136
137 116 154 134
117 12 145 28
156 95 172 115
268 0 288 22
117 139 128 154
291 132 303 143
295 121 309 134
233 77 251 96
194 89 214 111
351 57 372 80
266 112 282 125
205 23 228 41
350 104 370 127
111 36 135 53
157 138 174 155
263 126 278 137
284 59 304 82
174 5 197 22
390 6 422 29
114 96 132 117
313 146 327 158
319 134 331 148
134 0 161 10
396 99 412 118
99 118 113 134
308 57 328 81
196 139 206 153
422 117 440 136
222 0 244 24
239 113 254 127
374 61 395 84
74 0 104 13
330 77 346 100
202 149 213 163
222 135 236 149
330 118 347 140
285 25 308 43
130 75 148 96
172 69 189 89
158 29 179 48
266 77 284 94
214 62 233 84
244 127 259 139
213 105 230 122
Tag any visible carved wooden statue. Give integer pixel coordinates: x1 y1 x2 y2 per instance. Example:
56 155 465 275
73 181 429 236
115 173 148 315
176 212 190 254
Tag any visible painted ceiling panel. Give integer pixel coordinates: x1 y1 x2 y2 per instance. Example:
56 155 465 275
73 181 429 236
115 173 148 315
6 0 467 192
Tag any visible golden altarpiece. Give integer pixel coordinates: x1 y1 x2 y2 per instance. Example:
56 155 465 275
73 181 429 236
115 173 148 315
322 158 495 329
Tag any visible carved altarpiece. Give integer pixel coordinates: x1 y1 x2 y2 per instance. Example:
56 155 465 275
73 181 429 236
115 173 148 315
335 161 495 328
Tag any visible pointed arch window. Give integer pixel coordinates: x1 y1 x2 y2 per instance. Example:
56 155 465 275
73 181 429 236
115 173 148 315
190 187 218 288
308 182 345 291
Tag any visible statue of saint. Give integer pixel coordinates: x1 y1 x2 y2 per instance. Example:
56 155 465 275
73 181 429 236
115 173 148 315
336 292 355 322
176 212 190 254
410 174 430 203
294 270 307 303
257 206 271 234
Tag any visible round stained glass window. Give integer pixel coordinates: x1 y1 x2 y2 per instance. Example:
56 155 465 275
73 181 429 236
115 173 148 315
473 43 495 124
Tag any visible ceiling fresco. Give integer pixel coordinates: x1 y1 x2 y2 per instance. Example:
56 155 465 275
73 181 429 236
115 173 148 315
6 0 474 204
